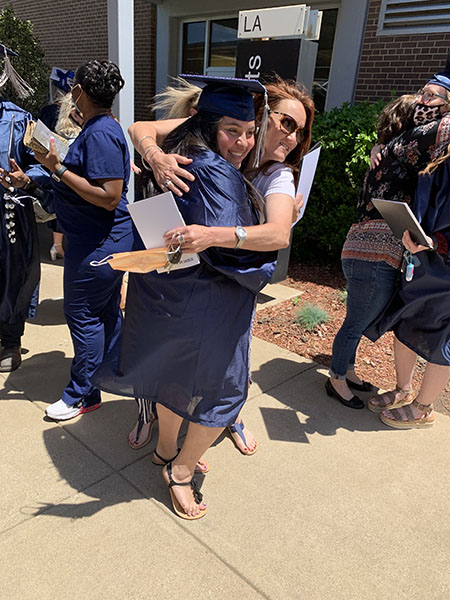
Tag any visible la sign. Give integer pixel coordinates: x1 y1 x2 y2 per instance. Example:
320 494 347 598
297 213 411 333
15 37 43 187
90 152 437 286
238 5 307 39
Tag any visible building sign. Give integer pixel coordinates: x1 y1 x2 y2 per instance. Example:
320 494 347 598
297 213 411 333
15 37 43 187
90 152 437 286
238 5 307 39
235 38 302 81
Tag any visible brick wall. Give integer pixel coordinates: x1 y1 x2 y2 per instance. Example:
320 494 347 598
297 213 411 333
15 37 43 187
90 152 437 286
354 0 450 103
134 0 156 121
0 0 156 119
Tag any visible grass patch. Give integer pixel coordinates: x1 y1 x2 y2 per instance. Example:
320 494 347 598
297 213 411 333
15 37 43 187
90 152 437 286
295 302 329 332
338 287 348 304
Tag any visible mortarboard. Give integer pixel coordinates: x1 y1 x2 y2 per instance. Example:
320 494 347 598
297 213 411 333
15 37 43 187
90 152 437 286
0 42 34 98
180 74 269 167
427 48 450 93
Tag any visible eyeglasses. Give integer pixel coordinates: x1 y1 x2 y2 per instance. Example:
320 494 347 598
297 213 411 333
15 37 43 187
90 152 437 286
270 110 304 143
417 88 450 104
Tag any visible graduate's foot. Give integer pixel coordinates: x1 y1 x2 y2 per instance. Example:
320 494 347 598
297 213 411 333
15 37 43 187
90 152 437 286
228 420 258 455
381 399 435 429
163 462 207 520
0 346 21 372
153 447 210 473
368 387 412 413
127 414 157 450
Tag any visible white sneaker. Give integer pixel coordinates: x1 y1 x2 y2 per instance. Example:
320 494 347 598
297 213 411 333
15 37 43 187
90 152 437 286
46 399 101 421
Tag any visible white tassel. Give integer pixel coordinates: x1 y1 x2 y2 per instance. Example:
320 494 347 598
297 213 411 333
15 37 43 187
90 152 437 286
0 49 34 98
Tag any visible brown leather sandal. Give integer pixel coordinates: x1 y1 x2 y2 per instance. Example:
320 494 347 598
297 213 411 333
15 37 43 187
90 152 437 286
368 387 413 413
380 399 435 429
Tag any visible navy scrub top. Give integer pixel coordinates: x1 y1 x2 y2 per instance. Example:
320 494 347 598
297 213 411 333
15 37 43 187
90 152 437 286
53 114 131 246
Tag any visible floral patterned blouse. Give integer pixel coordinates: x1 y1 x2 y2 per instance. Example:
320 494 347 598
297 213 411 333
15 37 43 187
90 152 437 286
342 115 450 269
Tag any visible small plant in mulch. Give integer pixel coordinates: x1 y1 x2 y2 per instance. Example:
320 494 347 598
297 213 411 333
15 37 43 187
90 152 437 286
295 302 329 332
338 287 348 304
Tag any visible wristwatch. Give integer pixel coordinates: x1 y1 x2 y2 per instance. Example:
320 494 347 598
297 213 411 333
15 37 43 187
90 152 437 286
234 226 247 249
51 165 68 182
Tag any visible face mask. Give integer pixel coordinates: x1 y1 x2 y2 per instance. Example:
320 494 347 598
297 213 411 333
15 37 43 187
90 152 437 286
90 247 180 274
413 103 443 126
71 88 84 117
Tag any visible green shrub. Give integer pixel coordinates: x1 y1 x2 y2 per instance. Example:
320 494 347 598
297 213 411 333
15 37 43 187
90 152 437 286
0 4 49 116
295 302 329 331
292 99 386 263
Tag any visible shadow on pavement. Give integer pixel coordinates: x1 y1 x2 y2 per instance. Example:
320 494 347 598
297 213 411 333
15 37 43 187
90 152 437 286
28 298 66 326
1 350 71 404
252 358 387 441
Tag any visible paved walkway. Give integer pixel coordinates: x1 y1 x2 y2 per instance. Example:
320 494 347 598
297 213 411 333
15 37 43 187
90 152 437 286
1 232 449 599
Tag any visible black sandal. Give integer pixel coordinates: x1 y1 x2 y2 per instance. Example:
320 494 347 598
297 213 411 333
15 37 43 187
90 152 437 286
165 462 206 520
152 448 210 473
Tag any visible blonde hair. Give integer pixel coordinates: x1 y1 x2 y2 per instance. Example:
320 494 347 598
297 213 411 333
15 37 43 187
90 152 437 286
152 77 201 119
55 92 82 140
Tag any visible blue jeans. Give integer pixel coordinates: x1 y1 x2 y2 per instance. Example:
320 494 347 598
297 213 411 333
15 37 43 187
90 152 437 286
330 259 399 378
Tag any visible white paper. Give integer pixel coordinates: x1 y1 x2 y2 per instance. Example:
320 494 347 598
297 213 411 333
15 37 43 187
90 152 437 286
294 144 321 224
34 119 69 161
127 191 200 272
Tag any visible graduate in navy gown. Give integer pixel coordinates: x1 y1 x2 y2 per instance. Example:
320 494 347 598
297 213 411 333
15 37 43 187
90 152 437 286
366 54 450 429
366 156 450 429
94 78 276 519
0 43 54 372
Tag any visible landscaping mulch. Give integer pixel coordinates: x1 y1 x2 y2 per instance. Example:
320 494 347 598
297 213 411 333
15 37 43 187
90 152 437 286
253 262 450 417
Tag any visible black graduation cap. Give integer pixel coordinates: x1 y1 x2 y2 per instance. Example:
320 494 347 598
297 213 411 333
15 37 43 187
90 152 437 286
428 48 450 93
0 43 18 57
180 74 266 121
180 74 269 166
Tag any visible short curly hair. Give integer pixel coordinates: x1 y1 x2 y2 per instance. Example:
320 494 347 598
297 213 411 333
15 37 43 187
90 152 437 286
75 60 125 108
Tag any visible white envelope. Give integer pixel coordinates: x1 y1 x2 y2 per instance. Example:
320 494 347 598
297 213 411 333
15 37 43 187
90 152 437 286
127 191 200 272
294 144 321 225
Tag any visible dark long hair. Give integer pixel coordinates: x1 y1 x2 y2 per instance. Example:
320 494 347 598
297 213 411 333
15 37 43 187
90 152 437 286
162 111 263 212
162 111 222 155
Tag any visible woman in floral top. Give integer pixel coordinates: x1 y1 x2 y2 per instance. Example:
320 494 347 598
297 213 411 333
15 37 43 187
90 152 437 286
326 72 450 410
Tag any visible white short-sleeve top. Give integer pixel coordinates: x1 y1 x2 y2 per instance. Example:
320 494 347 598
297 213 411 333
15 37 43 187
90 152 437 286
252 161 295 200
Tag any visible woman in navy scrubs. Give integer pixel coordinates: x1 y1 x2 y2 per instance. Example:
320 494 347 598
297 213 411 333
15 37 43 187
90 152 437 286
35 60 133 420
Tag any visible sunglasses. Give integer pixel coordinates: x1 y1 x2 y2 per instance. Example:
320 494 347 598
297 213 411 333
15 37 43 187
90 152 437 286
417 88 450 104
270 110 304 143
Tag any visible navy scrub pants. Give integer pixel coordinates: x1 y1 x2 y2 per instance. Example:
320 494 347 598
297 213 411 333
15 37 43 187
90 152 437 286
62 232 132 407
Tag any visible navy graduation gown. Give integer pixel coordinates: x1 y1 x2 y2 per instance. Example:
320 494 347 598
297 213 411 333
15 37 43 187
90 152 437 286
94 148 276 426
366 162 450 366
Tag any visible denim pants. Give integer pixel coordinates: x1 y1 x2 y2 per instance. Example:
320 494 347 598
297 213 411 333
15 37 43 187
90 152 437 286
330 258 399 378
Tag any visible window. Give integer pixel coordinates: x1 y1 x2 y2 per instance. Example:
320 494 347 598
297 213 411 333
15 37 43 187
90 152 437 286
313 8 338 112
182 21 206 74
181 17 238 76
378 0 450 35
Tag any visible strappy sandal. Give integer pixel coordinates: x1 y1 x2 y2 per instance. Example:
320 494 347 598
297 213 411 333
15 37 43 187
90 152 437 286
128 413 157 450
368 387 413 413
228 421 258 455
164 462 206 520
380 399 435 429
152 448 210 474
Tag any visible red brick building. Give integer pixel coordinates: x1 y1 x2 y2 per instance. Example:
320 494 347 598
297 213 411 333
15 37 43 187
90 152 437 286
1 0 450 115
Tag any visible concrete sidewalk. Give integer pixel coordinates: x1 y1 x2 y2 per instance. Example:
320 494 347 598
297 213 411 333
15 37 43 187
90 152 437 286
1 246 449 599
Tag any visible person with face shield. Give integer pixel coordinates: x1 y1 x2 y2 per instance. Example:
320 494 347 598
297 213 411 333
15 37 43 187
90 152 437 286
326 50 450 411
